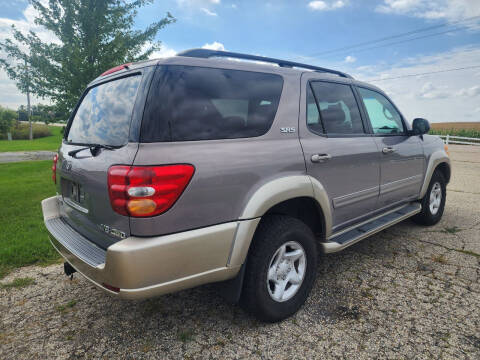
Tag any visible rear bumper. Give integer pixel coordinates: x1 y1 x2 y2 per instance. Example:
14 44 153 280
42 196 241 299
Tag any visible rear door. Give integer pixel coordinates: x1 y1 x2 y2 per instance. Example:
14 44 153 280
356 86 424 208
299 75 380 230
57 70 151 249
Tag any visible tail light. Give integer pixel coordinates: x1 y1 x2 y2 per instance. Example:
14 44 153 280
107 164 195 217
52 154 58 184
100 62 132 77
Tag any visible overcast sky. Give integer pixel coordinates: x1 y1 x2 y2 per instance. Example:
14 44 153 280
1 0 479 123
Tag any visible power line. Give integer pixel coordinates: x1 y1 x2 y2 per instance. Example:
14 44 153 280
318 26 471 59
367 65 480 82
304 15 480 58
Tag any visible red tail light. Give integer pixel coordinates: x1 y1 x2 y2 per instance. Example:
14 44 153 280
52 154 58 184
107 165 195 217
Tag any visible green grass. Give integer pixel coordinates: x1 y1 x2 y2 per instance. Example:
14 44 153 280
0 277 35 290
0 161 59 279
0 126 63 152
56 299 77 313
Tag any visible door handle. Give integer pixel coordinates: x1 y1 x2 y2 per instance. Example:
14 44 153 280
311 153 332 163
382 147 395 154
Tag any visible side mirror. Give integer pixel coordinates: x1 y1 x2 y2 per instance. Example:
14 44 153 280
411 118 430 135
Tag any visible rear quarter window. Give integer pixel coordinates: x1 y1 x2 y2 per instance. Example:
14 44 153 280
141 65 284 142
67 75 141 146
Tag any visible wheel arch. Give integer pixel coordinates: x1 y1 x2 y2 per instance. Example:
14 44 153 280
229 175 332 268
419 150 451 199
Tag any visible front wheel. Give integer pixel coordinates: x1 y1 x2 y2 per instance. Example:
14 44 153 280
240 215 318 322
413 170 446 226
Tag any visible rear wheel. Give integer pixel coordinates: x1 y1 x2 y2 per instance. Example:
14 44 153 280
240 215 318 322
413 170 446 226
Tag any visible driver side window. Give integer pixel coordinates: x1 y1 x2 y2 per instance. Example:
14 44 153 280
357 87 404 135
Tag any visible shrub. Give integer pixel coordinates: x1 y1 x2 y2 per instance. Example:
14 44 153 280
10 123 52 140
0 106 16 136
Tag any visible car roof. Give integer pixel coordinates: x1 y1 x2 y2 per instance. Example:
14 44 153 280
90 49 383 93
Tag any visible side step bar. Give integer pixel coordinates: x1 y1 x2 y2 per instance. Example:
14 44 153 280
321 202 422 253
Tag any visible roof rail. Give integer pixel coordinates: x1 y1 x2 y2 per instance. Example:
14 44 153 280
177 49 353 79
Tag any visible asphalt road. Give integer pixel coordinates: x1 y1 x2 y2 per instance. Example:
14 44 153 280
1 144 479 359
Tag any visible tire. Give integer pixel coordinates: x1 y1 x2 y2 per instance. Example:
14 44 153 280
240 215 318 322
413 170 446 226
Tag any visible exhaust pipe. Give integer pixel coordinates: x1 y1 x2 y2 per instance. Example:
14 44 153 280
64 262 76 279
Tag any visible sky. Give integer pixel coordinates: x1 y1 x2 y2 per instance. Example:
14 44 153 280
0 0 479 123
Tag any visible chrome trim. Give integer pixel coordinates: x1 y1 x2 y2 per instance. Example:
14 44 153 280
64 197 89 214
380 174 422 195
332 186 378 209
311 153 331 163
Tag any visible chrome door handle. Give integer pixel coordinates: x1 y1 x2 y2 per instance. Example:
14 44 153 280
311 154 332 163
382 147 395 154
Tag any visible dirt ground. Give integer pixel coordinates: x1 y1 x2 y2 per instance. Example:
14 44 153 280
1 144 479 359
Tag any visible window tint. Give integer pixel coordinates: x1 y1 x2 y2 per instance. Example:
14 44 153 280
309 82 364 135
141 66 284 142
357 87 404 135
306 84 323 133
67 75 141 146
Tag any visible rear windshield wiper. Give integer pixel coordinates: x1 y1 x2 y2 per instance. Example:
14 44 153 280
68 144 120 158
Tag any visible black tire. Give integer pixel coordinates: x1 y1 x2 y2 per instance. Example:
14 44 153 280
240 215 318 322
412 170 446 226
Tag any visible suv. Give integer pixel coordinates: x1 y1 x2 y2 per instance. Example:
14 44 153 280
42 49 450 322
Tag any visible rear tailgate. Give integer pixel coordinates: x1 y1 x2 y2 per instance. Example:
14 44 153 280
56 70 151 249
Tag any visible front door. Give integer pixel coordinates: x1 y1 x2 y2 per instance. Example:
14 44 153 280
356 86 424 209
299 76 380 230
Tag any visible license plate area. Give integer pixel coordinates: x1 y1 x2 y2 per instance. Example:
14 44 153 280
62 179 88 213
69 181 85 204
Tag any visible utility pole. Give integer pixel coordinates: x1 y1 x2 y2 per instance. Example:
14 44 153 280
25 58 32 140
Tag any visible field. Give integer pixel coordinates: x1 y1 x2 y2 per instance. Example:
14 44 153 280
0 126 63 152
0 161 59 278
429 122 480 138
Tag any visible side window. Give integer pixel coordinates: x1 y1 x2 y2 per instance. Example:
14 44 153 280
309 82 364 135
306 84 323 133
141 66 284 142
357 87 404 135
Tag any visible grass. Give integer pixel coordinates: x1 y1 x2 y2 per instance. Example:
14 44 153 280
0 126 63 152
442 226 462 234
431 254 448 264
56 299 77 313
0 160 59 279
456 249 480 258
0 277 35 290
177 329 195 343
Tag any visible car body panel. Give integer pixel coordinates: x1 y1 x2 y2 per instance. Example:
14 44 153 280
373 135 425 208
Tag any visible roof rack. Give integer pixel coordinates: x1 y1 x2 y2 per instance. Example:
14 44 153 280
177 48 353 79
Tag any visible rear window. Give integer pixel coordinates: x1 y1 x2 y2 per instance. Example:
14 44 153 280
66 75 141 146
141 65 284 142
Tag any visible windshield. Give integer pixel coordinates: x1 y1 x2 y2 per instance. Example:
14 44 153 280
67 75 141 146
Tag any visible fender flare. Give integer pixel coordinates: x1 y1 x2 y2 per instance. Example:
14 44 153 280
228 175 332 267
419 150 451 199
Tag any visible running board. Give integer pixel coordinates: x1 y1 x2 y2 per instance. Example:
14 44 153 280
321 202 422 254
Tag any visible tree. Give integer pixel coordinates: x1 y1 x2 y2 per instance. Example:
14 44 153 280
0 106 17 136
0 0 175 117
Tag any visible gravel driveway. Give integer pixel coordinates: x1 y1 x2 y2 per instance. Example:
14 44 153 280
1 145 479 359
